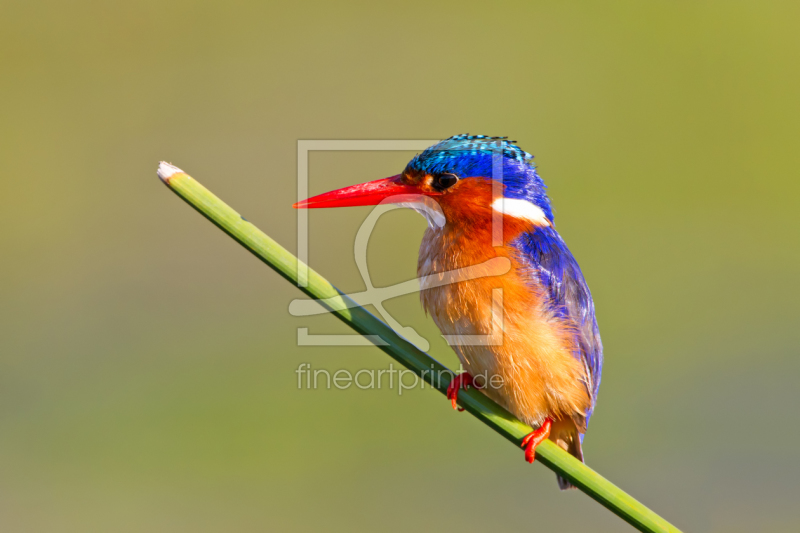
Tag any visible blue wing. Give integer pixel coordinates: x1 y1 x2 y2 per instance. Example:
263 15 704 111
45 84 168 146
512 226 603 424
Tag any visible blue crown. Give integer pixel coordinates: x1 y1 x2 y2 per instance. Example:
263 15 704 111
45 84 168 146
406 134 553 222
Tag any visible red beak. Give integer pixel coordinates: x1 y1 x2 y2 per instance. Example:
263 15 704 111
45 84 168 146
293 174 439 209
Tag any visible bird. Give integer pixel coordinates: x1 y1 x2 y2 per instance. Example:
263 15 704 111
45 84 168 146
293 135 602 489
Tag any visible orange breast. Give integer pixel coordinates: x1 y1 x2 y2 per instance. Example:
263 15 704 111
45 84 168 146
417 214 591 429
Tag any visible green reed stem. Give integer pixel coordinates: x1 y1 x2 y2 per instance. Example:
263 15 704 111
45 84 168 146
158 162 681 533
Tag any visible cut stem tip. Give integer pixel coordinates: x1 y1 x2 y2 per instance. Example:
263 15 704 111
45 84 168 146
157 162 185 183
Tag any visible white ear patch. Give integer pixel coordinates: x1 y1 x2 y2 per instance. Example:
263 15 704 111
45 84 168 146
491 198 550 226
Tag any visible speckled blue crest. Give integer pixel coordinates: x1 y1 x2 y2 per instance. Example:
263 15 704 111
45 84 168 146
406 134 554 222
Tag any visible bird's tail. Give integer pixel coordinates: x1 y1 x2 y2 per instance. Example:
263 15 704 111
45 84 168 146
550 418 585 490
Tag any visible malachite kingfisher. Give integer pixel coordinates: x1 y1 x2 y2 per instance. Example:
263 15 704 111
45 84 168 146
294 135 602 489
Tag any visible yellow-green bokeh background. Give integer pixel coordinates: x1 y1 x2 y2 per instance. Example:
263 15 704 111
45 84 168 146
2 2 799 531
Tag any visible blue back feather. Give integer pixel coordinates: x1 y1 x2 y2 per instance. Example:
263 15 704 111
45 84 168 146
514 227 603 422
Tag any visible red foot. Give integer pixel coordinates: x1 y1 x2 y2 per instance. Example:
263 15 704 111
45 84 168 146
521 418 552 463
446 372 475 411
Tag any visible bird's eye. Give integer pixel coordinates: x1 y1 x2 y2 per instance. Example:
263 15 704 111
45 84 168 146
432 173 459 191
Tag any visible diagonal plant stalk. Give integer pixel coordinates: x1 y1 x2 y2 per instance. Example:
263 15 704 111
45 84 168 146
157 162 681 533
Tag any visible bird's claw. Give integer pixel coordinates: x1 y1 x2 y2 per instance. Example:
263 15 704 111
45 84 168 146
446 372 475 411
521 418 552 463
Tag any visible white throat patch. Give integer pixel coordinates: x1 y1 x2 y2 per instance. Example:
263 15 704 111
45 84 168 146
390 195 446 229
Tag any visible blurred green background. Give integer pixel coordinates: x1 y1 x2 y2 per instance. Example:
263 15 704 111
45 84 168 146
2 1 799 531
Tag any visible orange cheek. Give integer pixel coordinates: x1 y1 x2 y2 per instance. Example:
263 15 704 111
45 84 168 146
435 178 491 225
434 179 538 252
